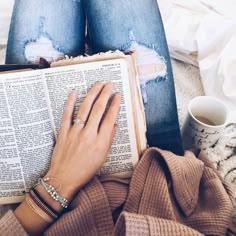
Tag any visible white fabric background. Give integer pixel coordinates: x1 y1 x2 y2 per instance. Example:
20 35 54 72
0 0 14 44
158 0 236 115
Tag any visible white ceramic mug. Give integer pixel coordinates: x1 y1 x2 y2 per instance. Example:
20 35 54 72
181 96 230 150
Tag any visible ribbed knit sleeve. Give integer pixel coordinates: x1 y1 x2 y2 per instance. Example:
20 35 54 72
114 212 203 236
0 210 28 236
0 148 235 236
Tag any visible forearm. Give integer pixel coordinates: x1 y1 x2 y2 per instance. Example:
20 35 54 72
14 198 48 236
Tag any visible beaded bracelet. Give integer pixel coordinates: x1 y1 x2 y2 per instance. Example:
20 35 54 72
38 177 69 209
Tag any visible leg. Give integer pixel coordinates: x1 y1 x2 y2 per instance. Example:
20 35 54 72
6 0 85 64
84 0 183 155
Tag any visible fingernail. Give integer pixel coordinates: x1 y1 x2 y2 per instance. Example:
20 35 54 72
70 89 77 96
115 92 121 97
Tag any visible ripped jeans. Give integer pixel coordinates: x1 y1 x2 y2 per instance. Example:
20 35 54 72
6 0 184 155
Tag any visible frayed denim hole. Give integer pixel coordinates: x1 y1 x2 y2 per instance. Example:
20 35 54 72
23 16 65 63
145 75 168 85
127 29 165 55
122 34 168 83
24 17 65 64
24 36 65 63
120 42 133 52
122 32 168 104
23 38 37 62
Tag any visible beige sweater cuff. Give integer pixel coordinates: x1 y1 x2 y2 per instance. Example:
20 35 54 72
0 210 28 236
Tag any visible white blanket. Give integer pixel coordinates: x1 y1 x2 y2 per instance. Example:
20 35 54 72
158 0 236 114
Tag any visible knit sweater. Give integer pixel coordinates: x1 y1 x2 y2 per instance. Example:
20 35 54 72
0 148 235 235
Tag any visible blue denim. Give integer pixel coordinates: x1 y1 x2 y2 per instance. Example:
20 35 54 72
6 0 183 155
6 0 85 64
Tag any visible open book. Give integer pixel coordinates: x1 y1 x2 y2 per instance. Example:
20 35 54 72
0 51 147 204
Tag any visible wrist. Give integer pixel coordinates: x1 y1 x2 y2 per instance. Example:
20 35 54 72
34 176 76 213
44 171 80 198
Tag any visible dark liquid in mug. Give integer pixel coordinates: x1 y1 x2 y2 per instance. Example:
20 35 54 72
194 115 216 126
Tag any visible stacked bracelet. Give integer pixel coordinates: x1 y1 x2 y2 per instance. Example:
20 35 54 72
25 176 70 223
29 188 59 220
38 177 69 209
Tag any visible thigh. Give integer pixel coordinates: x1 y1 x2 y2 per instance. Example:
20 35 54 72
85 0 183 155
6 0 85 64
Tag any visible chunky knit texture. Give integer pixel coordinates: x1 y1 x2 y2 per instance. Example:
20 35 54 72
0 148 235 235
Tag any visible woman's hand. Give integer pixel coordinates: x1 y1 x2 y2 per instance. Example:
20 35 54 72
46 81 120 200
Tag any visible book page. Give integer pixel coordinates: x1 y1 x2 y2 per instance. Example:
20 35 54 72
44 59 139 177
0 71 54 204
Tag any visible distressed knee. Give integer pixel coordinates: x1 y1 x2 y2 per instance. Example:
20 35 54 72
24 36 64 63
125 31 168 103
128 42 167 86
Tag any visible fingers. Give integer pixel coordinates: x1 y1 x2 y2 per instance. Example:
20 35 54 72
69 82 118 137
60 90 78 135
73 82 104 130
86 82 114 130
99 93 121 136
109 124 118 146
